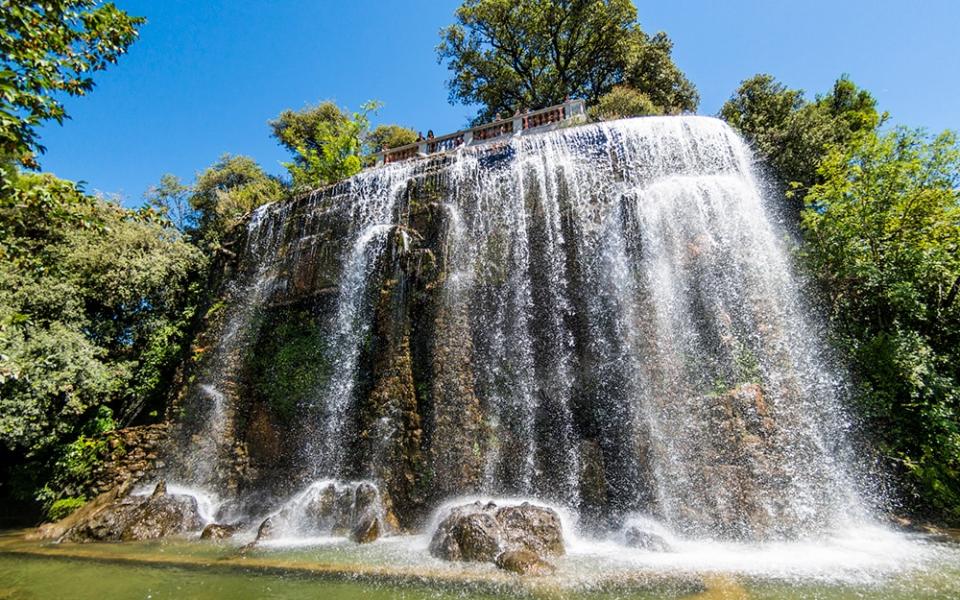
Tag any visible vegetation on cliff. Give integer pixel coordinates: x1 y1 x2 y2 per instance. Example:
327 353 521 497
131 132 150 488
0 0 957 527
0 168 205 515
722 75 960 520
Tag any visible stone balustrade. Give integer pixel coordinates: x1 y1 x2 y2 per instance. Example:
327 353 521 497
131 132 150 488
374 98 586 167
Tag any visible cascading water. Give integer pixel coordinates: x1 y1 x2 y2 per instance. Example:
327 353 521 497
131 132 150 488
171 116 873 545
172 201 287 491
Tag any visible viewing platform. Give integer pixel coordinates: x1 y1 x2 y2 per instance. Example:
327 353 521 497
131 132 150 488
372 98 586 167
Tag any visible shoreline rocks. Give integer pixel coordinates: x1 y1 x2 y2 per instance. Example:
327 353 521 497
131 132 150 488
62 481 203 543
429 501 564 575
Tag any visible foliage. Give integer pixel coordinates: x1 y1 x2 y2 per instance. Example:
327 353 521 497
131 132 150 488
188 154 284 247
591 85 661 120
272 101 379 191
720 74 881 206
0 170 205 504
437 0 697 123
249 312 330 425
46 496 86 521
364 124 419 166
0 1 144 168
622 31 697 115
367 124 418 152
144 173 193 232
801 128 960 520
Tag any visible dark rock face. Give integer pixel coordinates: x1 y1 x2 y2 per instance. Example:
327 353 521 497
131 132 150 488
429 501 565 573
63 481 203 543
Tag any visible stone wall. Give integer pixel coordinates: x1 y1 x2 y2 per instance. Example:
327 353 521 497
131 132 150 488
84 424 170 498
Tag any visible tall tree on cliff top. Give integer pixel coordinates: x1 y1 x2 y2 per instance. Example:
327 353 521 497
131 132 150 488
271 101 390 190
720 74 881 211
437 0 698 123
0 1 144 169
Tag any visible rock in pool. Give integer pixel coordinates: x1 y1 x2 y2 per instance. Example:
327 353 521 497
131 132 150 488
429 501 564 575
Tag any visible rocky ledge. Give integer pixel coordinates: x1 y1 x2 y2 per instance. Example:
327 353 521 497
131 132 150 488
61 480 203 543
429 501 564 575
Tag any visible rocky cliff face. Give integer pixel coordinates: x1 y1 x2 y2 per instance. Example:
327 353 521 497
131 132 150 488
156 118 864 539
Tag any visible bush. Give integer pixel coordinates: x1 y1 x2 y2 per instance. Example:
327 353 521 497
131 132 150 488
46 496 86 522
591 86 662 121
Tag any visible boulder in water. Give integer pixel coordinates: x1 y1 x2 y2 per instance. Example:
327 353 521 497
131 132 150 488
200 523 240 540
495 503 565 558
623 526 672 552
495 549 556 576
254 516 275 542
429 501 565 570
430 506 502 561
350 513 381 544
63 480 203 542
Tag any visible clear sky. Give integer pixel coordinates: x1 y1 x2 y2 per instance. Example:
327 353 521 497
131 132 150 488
35 0 960 205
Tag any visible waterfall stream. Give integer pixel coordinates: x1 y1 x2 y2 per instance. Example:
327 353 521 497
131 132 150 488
172 116 869 542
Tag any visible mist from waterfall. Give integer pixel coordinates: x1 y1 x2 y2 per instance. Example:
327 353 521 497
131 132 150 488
176 116 870 541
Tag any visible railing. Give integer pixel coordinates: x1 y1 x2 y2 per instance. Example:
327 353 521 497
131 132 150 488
372 98 586 167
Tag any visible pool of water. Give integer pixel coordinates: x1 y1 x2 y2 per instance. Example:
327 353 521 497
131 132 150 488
1 528 959 599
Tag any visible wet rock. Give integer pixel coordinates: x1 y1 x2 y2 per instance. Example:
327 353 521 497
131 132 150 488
120 493 203 541
303 484 337 530
331 488 354 534
253 516 275 542
63 482 202 542
29 480 135 541
150 480 167 497
350 513 381 544
200 523 240 540
429 501 565 569
496 503 565 558
495 549 556 576
439 511 501 561
623 526 671 552
354 482 379 518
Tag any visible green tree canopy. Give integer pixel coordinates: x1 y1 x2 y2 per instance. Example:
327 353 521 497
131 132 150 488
720 74 882 206
437 0 697 123
188 154 284 247
1 170 205 507
801 128 960 520
144 173 193 233
367 124 418 152
271 101 379 191
0 1 144 168
591 85 660 120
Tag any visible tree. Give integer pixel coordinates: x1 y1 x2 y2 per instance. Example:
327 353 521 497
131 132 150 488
366 124 418 152
271 101 379 191
144 173 194 232
591 85 660 120
437 0 697 123
0 170 205 509
189 154 284 247
0 1 144 168
801 128 960 521
720 74 881 206
622 31 698 114
364 124 418 167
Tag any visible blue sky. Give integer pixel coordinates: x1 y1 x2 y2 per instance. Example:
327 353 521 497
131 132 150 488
35 0 960 205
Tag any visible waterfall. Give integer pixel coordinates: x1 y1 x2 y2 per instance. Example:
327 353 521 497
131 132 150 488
175 116 869 541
